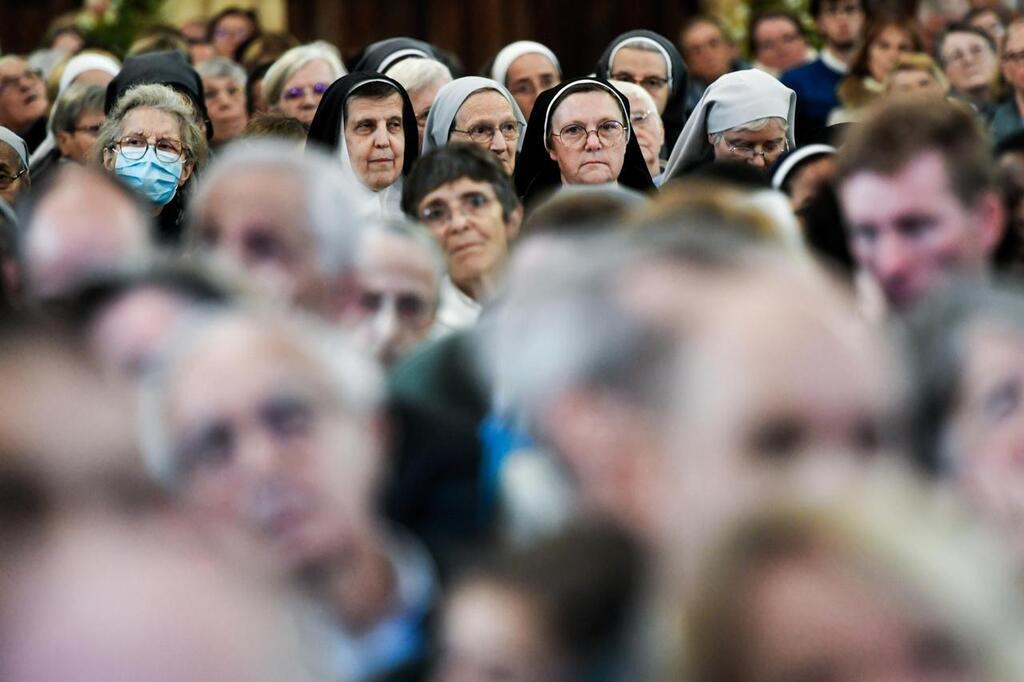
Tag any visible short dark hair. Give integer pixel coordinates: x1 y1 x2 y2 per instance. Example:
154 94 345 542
810 0 863 19
343 81 402 122
936 23 997 65
401 143 519 221
749 11 806 55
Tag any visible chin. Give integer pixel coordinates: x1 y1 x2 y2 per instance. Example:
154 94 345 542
575 169 615 184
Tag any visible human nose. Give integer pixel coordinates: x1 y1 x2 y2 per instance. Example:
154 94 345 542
372 124 390 146
584 129 602 150
370 302 401 354
490 129 508 152
747 151 768 167
874 233 911 283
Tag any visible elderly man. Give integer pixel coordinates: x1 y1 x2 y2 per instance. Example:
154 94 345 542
197 57 249 149
187 140 358 315
937 24 1000 116
140 307 436 682
339 220 443 367
402 143 521 332
20 165 153 301
836 100 1003 312
0 127 30 207
678 16 747 110
422 77 526 176
781 0 866 144
664 69 796 178
385 58 453 146
0 56 50 153
749 11 815 77
992 19 1024 144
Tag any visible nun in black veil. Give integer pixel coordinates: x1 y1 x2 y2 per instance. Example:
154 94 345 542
513 78 656 208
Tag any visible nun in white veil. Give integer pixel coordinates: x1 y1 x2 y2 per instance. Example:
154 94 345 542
422 76 526 175
663 69 796 180
489 40 561 120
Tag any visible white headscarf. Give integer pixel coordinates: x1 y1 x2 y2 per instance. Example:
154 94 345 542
0 127 29 170
30 53 121 169
663 69 796 180
421 77 527 155
490 41 560 88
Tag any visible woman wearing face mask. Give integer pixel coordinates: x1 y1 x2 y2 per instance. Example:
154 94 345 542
97 83 207 244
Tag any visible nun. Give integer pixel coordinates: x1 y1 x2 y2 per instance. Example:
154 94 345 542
354 37 441 74
596 30 689 154
489 40 561 120
307 72 419 221
663 69 796 180
513 78 656 207
0 127 30 206
422 76 526 175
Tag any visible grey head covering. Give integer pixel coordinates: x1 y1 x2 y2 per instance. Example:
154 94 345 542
0 127 29 170
421 76 527 155
663 69 796 180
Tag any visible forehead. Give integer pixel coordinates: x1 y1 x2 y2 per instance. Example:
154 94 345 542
722 119 786 139
419 176 499 211
943 31 990 52
358 231 438 287
757 17 800 38
840 152 966 223
0 58 26 77
203 74 242 89
551 89 622 125
507 52 558 78
611 47 668 74
0 141 20 167
456 89 513 121
346 91 403 119
121 107 182 136
285 59 333 86
685 21 725 43
202 169 306 230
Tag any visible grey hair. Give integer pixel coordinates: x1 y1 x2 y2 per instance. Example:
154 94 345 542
709 116 789 145
609 80 664 131
196 57 248 87
385 58 452 95
358 218 445 298
49 82 106 135
95 83 209 169
138 304 385 489
186 139 360 278
263 42 346 107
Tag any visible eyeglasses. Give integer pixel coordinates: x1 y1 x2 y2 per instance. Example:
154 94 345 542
610 72 669 91
552 120 626 148
451 121 524 145
112 134 186 163
943 43 990 65
74 124 102 136
213 27 250 41
419 191 494 228
0 68 42 95
722 137 788 160
630 110 655 128
282 82 330 101
0 167 26 189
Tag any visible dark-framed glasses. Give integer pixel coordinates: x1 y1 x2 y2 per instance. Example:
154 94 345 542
451 120 524 145
552 120 626 148
113 135 186 163
282 82 330 101
0 167 27 189
610 72 669 90
419 191 494 228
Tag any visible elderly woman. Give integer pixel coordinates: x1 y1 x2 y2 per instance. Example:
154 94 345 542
514 78 655 206
385 57 452 146
489 40 561 120
612 80 666 183
263 42 346 126
0 127 30 206
196 57 249 148
97 83 207 244
663 69 796 179
422 76 526 175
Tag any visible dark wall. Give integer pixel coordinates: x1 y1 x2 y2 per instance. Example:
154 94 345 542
1 0 79 55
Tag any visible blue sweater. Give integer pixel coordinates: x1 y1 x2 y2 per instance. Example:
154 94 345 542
781 58 844 145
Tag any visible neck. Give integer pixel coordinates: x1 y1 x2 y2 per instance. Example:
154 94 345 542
965 84 992 104
308 530 399 634
825 43 855 66
456 273 495 302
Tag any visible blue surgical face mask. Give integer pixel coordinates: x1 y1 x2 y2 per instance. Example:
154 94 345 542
114 147 184 207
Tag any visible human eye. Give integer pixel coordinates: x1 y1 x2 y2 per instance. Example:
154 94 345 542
561 123 586 137
204 88 219 99
599 120 622 133
179 422 235 473
896 214 936 239
499 121 518 135
849 223 878 245
731 140 755 152
641 77 666 89
355 120 375 134
748 417 804 462
121 134 146 148
387 117 403 133
156 138 181 153
421 202 449 225
283 86 304 100
358 291 384 312
463 192 489 209
611 72 636 84
243 228 288 264
262 395 315 439
984 379 1021 423
470 124 494 138
396 294 428 318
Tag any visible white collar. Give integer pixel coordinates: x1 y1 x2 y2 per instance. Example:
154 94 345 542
820 48 849 75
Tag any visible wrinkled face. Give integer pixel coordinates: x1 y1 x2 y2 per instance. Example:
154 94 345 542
340 231 439 367
610 47 670 114
0 58 49 133
409 81 443 146
451 89 519 175
212 14 255 59
193 170 326 311
940 31 997 94
56 108 104 164
505 52 559 120
203 75 248 145
436 582 564 682
711 118 788 169
343 92 405 191
787 155 836 212
625 91 664 178
1001 27 1024 92
277 59 334 125
547 90 627 185
416 177 517 290
948 322 1024 558
868 25 915 82
970 9 1006 48
741 551 975 682
166 320 379 573
840 152 999 309
753 18 809 72
888 69 947 100
681 21 736 84
0 142 27 206
816 0 866 50
102 107 195 188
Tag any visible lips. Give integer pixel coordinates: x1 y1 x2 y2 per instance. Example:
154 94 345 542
449 242 481 257
368 157 393 164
